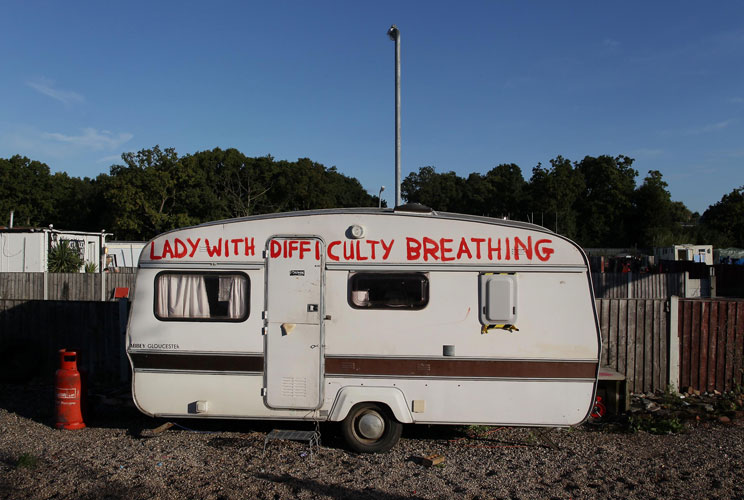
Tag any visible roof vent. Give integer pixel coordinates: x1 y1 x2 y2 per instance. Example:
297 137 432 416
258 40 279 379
394 203 433 214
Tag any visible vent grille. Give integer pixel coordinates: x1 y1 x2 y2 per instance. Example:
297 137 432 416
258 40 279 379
281 377 307 398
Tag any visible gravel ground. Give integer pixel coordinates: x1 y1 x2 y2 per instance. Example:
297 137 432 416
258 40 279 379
1 382 743 500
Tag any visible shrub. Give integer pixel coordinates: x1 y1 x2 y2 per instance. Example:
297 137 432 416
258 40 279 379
48 240 83 273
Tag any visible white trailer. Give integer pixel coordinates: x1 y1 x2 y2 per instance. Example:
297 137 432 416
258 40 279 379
105 241 147 269
0 228 109 272
127 206 601 452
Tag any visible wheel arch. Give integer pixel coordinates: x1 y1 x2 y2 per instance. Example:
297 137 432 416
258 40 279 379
328 386 413 424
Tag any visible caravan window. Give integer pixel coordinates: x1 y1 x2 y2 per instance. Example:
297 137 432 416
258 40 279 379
349 273 429 310
155 272 249 322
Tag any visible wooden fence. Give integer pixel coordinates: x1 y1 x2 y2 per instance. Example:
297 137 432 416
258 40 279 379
678 299 744 393
597 298 668 393
0 272 137 301
0 271 706 301
0 299 129 384
597 297 744 394
592 272 684 299
2 295 743 395
714 265 744 299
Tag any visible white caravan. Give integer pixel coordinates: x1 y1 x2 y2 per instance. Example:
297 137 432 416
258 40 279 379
127 206 601 452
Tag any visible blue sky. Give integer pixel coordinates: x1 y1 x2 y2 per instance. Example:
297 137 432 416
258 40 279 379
1 1 742 214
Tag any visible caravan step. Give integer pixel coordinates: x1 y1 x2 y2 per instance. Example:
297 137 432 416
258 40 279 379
263 429 320 455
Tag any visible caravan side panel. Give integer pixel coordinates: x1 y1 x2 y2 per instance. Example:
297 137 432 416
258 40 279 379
127 210 600 426
128 266 270 417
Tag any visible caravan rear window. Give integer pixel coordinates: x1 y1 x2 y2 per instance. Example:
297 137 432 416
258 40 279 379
155 272 249 322
349 272 429 310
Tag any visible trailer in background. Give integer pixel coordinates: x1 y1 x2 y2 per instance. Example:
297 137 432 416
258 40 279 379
0 228 109 273
105 241 146 270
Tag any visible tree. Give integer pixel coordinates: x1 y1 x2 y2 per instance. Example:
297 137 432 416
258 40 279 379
402 166 466 212
266 158 377 212
524 156 584 239
5 148 722 249
454 164 528 218
0 156 55 227
103 146 204 239
700 187 744 247
100 146 379 239
630 170 693 247
631 170 673 246
573 155 637 247
47 173 102 231
462 172 493 216
180 148 268 220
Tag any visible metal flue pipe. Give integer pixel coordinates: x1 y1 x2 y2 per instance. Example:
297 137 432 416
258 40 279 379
387 24 401 207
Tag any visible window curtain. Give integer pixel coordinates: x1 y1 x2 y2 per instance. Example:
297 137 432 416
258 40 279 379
225 276 246 319
157 275 210 318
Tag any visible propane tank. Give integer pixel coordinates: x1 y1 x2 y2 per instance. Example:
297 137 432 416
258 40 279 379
55 349 85 430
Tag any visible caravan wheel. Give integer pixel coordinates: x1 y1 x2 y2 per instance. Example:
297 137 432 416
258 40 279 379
341 403 402 453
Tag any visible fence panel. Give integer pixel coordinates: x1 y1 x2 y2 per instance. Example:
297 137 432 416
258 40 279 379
47 273 96 300
106 273 137 299
592 273 683 299
597 298 668 393
0 273 43 300
3 293 741 394
715 265 744 298
0 272 136 301
678 299 744 393
592 273 628 298
0 299 129 384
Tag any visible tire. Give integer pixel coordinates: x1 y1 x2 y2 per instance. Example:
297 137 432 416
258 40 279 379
340 403 403 453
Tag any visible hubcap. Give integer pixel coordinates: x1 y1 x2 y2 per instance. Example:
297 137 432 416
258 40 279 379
357 412 385 439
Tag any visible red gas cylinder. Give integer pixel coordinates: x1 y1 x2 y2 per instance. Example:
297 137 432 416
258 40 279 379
55 349 85 430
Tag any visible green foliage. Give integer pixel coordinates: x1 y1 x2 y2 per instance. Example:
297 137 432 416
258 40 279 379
525 156 584 240
0 156 55 227
16 453 39 469
102 146 202 239
84 261 98 273
401 155 707 249
473 163 527 218
0 147 737 248
0 155 104 231
402 163 527 217
101 147 378 240
630 171 694 247
573 155 638 247
0 146 378 241
48 240 84 273
629 415 685 435
660 386 687 410
464 424 491 437
402 166 466 212
699 186 744 247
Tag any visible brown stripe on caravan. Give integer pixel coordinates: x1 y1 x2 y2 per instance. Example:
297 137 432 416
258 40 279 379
325 357 597 379
130 352 263 372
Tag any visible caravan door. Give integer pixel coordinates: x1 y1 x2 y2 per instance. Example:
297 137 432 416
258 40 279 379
264 237 324 409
